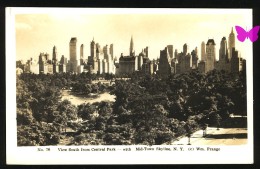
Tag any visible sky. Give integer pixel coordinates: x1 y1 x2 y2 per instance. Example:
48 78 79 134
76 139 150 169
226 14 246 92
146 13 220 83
14 8 252 62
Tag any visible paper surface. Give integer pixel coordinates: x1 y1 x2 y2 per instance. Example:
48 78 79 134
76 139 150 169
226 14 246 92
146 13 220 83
6 7 253 164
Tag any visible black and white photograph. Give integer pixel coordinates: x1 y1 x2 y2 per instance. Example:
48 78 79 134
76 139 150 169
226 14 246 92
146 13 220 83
6 8 254 164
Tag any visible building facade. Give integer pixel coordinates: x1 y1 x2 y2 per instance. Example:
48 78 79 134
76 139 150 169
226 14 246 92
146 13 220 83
87 38 115 74
191 47 198 69
68 37 78 73
167 45 174 59
117 54 137 75
230 47 240 73
130 36 135 56
216 37 230 72
205 39 216 72
18 27 245 76
201 41 206 61
158 47 171 76
116 37 153 76
228 27 235 60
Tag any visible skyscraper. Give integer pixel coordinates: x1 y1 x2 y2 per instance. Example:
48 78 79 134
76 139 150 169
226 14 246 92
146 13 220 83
138 50 144 70
38 53 52 74
167 45 174 59
177 51 191 74
144 46 149 58
80 44 84 65
90 38 96 60
205 39 216 72
174 49 178 60
59 55 67 73
158 47 171 76
228 27 235 60
52 46 58 73
87 38 115 74
110 44 114 59
230 48 240 73
216 37 230 72
201 41 206 61
183 43 188 55
88 38 99 73
219 37 228 62
103 45 109 60
52 46 57 64
191 47 198 69
195 47 198 55
80 44 84 59
130 36 135 56
69 37 78 73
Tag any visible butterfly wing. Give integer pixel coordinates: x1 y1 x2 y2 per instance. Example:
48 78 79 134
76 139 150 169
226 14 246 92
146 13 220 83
235 26 248 42
248 26 260 42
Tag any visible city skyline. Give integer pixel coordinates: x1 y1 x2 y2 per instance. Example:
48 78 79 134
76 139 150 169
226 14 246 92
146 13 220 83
15 8 252 62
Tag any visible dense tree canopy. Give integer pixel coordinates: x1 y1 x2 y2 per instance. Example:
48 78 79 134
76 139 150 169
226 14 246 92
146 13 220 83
16 69 246 145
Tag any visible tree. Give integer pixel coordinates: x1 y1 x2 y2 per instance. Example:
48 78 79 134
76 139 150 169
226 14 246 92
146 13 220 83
17 122 60 146
184 120 198 145
78 103 97 121
129 94 173 145
17 109 34 125
55 100 78 133
16 77 35 125
210 113 222 130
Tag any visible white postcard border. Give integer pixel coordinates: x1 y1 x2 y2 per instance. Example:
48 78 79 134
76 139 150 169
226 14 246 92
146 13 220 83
6 7 254 164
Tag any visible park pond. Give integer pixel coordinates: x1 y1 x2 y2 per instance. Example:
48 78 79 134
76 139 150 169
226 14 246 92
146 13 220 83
61 90 116 106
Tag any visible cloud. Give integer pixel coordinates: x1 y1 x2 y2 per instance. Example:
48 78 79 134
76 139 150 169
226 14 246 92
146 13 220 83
16 22 32 30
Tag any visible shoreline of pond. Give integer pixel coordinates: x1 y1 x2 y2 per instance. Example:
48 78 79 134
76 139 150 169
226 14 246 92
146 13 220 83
61 89 116 105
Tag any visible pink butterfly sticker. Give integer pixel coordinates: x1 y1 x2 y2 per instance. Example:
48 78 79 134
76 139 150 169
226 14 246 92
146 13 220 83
235 25 260 42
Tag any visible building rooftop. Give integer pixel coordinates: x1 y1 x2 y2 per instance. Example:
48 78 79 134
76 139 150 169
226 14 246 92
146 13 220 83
119 55 136 61
70 37 77 42
206 39 216 45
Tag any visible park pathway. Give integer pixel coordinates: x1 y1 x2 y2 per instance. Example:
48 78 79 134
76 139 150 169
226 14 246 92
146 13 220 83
171 127 247 145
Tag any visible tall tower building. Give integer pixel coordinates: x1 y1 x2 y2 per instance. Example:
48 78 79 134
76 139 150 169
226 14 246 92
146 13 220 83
167 45 174 59
174 49 178 59
216 37 230 72
103 45 109 60
52 46 57 64
219 37 228 61
110 44 114 59
144 46 149 58
39 53 45 74
228 27 235 60
96 43 103 60
80 44 84 59
69 37 78 73
206 39 216 72
80 44 84 65
60 55 67 65
59 55 67 73
230 48 240 73
89 38 99 73
158 47 171 76
195 47 198 55
183 43 188 55
52 46 58 73
138 51 144 70
130 36 135 56
90 38 96 60
191 47 198 69
201 41 206 61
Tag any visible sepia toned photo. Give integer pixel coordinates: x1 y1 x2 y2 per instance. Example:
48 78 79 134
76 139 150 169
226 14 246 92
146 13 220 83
6 8 253 164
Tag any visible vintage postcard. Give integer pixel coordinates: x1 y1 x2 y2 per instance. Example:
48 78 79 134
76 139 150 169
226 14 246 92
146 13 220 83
6 8 253 164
